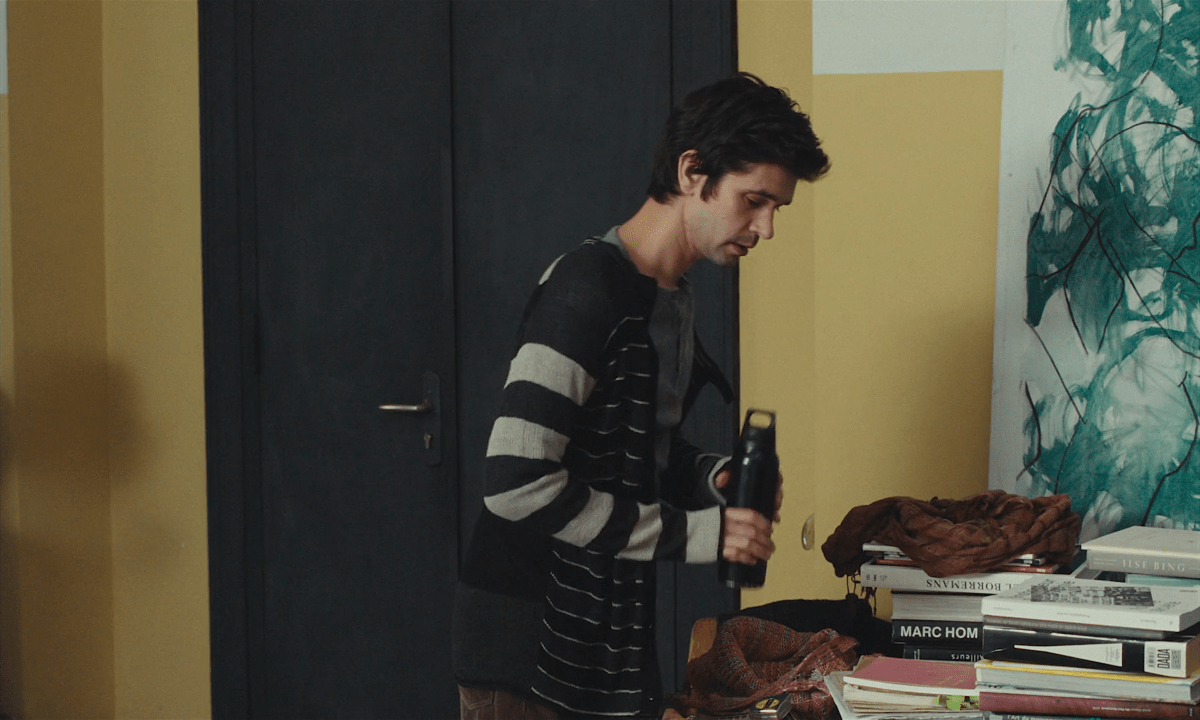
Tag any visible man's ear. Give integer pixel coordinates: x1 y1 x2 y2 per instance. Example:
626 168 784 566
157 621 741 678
677 149 705 197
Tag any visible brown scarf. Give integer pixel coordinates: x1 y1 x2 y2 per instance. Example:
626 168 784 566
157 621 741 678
821 490 1080 578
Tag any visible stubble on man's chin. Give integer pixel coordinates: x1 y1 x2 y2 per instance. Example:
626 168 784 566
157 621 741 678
714 244 744 267
707 252 738 268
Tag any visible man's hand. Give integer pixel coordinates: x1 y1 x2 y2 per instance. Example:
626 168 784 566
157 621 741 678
721 506 775 565
714 468 784 522
714 467 783 565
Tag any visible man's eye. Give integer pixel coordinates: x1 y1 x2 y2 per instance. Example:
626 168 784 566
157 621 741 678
747 197 763 208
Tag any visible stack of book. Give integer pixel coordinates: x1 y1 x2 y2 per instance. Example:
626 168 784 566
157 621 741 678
976 573 1200 717
824 655 983 719
859 541 1061 663
1081 525 1200 587
891 591 985 662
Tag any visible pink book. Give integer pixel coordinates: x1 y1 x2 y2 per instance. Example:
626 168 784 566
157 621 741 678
843 655 977 696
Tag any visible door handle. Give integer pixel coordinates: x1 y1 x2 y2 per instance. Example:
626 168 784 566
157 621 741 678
380 371 441 466
379 400 432 413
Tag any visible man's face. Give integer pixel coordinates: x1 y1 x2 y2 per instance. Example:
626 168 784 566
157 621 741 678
683 162 798 267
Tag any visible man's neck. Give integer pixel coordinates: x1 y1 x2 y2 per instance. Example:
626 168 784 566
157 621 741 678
615 197 697 289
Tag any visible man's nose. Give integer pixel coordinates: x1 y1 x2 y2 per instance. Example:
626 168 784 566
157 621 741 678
751 212 774 240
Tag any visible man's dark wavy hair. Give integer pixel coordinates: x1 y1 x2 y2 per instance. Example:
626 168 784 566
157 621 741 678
646 72 830 202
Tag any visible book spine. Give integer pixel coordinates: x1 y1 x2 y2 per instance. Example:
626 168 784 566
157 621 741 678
976 665 1196 704
1087 551 1200 579
979 689 1200 717
982 625 1199 678
983 715 1107 720
891 618 983 646
859 561 1041 594
1124 573 1200 588
982 595 1182 632
902 644 984 662
876 557 1055 571
984 614 1168 641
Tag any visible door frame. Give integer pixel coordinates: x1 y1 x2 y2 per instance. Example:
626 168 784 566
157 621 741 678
653 0 744 691
199 1 267 716
198 1 739 716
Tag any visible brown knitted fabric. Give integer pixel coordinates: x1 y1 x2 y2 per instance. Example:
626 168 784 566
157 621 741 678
670 616 858 719
822 490 1080 578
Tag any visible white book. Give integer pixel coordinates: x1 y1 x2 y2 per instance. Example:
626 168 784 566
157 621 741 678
1083 526 1200 579
975 658 1200 704
981 575 1200 633
863 541 1044 565
891 591 983 622
823 671 984 720
859 560 1054 595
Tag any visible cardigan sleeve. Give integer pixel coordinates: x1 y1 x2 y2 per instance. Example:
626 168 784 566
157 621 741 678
662 434 730 509
482 246 722 564
663 333 735 508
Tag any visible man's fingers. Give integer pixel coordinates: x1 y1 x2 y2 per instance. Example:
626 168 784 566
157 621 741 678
721 536 774 565
777 470 787 520
725 506 772 533
721 507 775 564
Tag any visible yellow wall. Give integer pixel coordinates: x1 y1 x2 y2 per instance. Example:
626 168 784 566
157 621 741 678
1 1 209 718
738 1 1001 616
4 3 114 715
0 85 15 720
103 3 209 717
0 55 20 720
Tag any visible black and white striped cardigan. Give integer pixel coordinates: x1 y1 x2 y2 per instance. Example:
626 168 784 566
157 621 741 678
461 237 732 717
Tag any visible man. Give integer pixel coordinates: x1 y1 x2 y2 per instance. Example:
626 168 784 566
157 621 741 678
452 73 830 719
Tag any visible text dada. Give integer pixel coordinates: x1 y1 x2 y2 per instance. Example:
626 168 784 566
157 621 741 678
1155 648 1179 670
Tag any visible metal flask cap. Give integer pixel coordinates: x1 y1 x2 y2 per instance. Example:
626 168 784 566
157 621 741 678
740 408 776 452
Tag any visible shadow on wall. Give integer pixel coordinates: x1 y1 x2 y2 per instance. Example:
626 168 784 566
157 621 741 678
0 350 186 716
0 385 24 719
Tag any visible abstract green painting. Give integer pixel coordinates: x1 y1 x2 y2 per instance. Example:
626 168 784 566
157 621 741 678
999 0 1200 541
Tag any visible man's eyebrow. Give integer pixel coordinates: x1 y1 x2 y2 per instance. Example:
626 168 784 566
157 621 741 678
749 189 791 205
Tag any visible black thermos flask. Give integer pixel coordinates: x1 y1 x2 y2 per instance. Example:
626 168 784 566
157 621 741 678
718 408 779 589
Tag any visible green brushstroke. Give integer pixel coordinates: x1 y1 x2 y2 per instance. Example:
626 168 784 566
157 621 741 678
1022 0 1200 538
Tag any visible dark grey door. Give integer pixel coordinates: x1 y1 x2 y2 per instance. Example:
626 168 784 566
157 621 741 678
252 2 457 718
200 1 737 718
202 1 459 717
